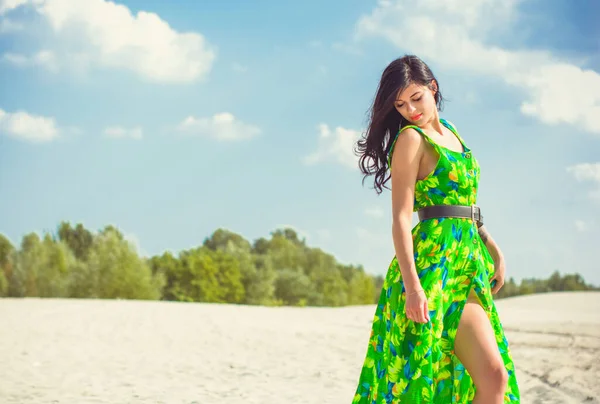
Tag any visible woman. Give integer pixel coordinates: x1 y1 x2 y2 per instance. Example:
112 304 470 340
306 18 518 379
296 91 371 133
351 55 521 403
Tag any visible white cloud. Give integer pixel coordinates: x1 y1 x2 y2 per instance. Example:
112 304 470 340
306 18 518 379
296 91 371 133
304 123 361 169
354 0 600 134
0 0 216 83
365 206 385 219
0 0 42 15
567 163 600 183
517 63 600 133
0 17 24 31
2 50 58 72
574 220 588 232
176 112 261 141
356 227 372 240
567 162 600 201
0 108 60 142
331 42 364 56
356 226 388 245
232 63 247 73
104 125 143 140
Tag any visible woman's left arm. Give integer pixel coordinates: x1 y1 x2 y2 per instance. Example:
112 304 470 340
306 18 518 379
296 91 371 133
478 225 505 294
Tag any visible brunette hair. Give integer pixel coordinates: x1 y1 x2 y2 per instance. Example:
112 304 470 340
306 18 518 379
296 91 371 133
355 55 444 194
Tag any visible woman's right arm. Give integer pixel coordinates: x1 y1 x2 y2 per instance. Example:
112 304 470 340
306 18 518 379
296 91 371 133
389 128 429 323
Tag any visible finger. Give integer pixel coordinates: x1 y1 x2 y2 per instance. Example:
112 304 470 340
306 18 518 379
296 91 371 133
413 309 423 323
492 280 503 294
413 308 421 323
420 303 428 323
423 301 430 322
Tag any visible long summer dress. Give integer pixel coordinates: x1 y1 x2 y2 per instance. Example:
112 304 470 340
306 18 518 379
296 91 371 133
352 119 520 403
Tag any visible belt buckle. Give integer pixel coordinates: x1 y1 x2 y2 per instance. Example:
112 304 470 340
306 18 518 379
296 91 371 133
470 204 476 223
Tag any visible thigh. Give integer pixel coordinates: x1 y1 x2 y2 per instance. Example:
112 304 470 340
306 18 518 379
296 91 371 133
454 291 504 383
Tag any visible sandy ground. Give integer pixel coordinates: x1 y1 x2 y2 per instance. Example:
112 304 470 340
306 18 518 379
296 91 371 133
1 291 599 404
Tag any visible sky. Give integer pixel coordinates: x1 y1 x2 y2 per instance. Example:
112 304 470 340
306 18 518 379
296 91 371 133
0 0 599 285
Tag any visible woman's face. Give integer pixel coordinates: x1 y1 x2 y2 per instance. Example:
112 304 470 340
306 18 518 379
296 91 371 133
394 81 437 125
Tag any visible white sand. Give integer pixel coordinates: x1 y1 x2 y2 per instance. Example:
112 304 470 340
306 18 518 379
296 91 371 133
1 291 599 404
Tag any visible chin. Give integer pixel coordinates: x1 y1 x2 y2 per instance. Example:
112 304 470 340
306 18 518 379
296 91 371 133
420 114 435 125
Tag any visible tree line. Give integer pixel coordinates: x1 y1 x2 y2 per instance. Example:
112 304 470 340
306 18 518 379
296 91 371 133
0 221 597 305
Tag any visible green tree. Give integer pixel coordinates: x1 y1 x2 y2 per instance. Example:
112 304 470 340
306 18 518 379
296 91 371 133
203 229 263 304
203 228 251 251
0 234 15 296
274 268 313 306
346 266 377 305
167 247 220 302
70 228 161 299
10 232 75 297
210 249 245 303
267 234 307 273
561 273 589 291
496 277 520 299
148 251 180 300
248 254 276 305
57 221 94 261
303 249 347 306
6 220 600 306
252 237 270 255
372 275 385 303
271 228 307 247
161 246 244 303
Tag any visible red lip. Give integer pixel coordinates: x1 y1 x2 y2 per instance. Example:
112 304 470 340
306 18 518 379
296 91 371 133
410 113 422 121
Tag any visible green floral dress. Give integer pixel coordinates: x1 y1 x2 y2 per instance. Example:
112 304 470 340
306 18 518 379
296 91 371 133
352 119 520 403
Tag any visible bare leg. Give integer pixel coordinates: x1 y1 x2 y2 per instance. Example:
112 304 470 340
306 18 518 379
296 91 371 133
454 291 508 404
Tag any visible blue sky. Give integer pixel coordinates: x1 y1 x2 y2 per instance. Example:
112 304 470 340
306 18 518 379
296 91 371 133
1 0 599 285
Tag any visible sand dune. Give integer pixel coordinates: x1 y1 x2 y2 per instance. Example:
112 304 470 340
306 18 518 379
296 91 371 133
1 291 599 403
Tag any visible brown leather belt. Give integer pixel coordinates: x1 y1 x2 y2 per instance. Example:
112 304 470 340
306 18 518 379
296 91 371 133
417 204 484 228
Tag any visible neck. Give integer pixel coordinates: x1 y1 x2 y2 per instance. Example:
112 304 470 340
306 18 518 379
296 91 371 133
419 113 442 133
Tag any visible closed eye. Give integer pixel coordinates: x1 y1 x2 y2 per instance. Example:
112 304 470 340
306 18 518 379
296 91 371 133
396 96 422 108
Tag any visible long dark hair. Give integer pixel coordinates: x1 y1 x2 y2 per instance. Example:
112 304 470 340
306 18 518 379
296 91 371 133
355 55 444 194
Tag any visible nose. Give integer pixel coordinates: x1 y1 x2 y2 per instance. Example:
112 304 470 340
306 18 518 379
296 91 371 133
407 104 416 113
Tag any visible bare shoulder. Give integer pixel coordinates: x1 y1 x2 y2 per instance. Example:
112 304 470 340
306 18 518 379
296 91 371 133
390 126 425 167
396 126 423 146
389 126 423 213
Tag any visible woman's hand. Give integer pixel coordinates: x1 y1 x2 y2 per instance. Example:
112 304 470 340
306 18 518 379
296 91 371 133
491 257 505 294
478 225 505 295
405 288 430 323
